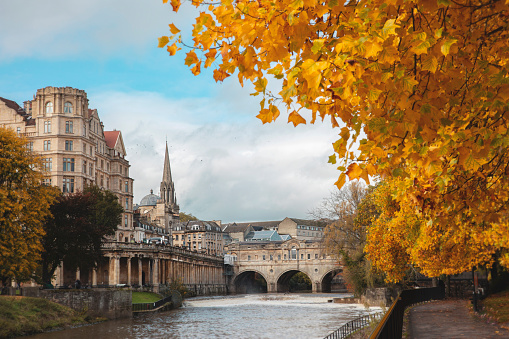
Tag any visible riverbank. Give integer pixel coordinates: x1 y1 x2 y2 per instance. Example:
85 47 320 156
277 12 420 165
0 296 104 338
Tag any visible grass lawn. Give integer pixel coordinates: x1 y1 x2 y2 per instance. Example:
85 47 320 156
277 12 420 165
481 289 509 325
0 296 92 338
132 291 162 304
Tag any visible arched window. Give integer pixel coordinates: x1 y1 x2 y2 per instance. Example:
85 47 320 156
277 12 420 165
64 102 73 113
45 102 53 114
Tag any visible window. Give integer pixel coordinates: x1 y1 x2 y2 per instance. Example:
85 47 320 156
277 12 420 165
291 248 297 260
44 120 51 133
43 140 51 151
83 125 86 136
82 160 87 173
308 254 311 260
125 181 129 192
175 235 179 241
16 127 21 134
89 146 92 155
284 254 287 260
43 178 52 185
315 254 318 259
65 140 73 151
62 177 74 193
301 253 304 260
64 102 73 113
262 255 266 260
83 143 86 153
248 255 251 261
27 142 33 151
101 160 104 169
43 158 52 171
89 163 93 176
278 255 281 260
270 255 273 261
65 121 73 133
124 215 128 227
63 158 74 172
125 198 129 209
45 102 53 113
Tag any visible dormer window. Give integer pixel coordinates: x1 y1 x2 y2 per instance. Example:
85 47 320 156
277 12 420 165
45 102 53 114
64 102 73 113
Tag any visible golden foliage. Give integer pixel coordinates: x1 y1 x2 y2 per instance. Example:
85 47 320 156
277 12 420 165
0 127 58 283
162 0 509 277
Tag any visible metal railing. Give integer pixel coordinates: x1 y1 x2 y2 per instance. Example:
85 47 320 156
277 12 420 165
324 312 383 339
370 286 445 339
132 295 173 312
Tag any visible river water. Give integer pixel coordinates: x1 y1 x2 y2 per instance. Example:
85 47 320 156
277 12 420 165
26 294 381 339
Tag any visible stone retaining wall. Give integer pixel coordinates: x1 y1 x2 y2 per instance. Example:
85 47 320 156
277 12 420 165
361 287 401 307
23 288 132 319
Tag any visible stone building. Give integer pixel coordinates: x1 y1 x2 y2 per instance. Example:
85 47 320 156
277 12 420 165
135 142 180 243
0 86 134 242
173 220 224 255
222 217 325 244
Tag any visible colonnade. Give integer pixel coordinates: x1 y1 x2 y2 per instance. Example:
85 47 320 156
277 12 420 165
53 242 226 293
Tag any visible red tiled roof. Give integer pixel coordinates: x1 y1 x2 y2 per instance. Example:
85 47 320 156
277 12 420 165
104 130 120 148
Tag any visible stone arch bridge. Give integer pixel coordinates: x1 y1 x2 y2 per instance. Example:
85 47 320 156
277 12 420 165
225 239 342 293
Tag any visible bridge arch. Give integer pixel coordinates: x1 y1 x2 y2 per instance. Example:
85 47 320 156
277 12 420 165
276 269 313 293
320 268 344 293
233 269 268 294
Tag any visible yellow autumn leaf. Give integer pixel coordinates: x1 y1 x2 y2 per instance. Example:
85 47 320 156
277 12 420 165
169 23 181 34
288 111 306 127
346 162 363 180
158 36 169 48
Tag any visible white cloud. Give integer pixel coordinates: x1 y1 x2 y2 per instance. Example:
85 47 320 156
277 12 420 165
0 0 194 60
92 87 340 223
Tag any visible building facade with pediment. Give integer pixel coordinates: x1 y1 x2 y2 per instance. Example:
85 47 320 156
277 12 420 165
0 86 134 242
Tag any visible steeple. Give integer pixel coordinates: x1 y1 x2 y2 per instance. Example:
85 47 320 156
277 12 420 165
160 142 177 207
162 142 172 184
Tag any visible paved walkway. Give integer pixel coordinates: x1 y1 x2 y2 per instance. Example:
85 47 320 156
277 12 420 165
407 300 509 338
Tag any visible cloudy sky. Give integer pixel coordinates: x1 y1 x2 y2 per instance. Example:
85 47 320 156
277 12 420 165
0 0 342 223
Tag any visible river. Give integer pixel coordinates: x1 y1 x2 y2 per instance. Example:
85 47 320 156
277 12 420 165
26 293 381 339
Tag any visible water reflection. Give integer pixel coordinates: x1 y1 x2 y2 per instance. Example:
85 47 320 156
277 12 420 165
26 294 381 339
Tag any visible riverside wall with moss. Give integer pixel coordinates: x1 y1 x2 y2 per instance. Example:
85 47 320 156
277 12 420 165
22 288 132 319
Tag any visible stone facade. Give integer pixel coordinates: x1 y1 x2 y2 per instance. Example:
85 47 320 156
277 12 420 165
0 86 134 242
225 238 341 293
173 220 224 255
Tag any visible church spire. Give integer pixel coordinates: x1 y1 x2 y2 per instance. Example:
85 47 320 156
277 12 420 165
162 141 172 184
160 141 176 206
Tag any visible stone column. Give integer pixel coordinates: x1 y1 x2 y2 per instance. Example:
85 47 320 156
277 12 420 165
127 257 132 286
138 257 143 286
153 258 159 293
92 267 97 287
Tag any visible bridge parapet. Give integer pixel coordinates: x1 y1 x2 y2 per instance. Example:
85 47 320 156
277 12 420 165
225 239 342 293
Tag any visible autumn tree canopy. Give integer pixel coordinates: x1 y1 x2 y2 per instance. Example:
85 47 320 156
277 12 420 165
40 186 123 285
0 127 58 286
161 0 509 278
